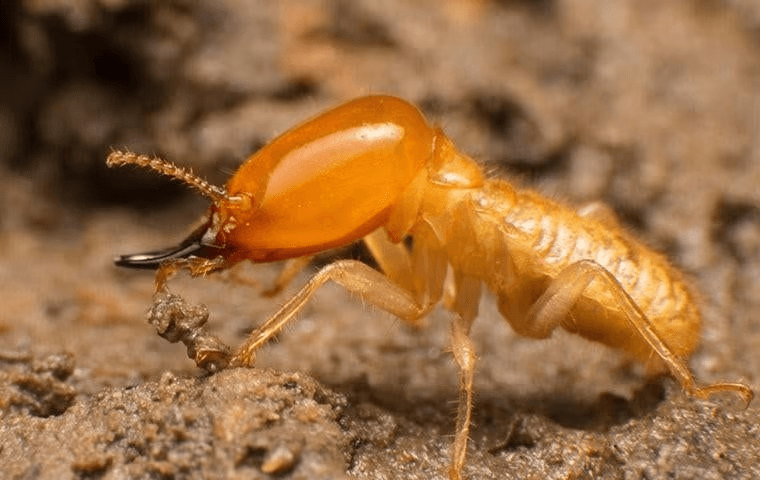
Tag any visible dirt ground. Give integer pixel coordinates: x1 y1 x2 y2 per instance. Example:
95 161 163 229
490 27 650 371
1 1 760 478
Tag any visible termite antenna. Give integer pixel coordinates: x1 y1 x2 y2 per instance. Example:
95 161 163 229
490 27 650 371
106 150 227 203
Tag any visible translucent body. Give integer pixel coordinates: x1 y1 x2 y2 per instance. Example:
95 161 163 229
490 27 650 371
108 95 752 480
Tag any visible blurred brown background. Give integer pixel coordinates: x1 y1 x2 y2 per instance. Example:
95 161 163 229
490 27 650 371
1 1 759 478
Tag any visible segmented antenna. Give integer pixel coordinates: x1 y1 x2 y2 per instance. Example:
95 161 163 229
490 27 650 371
107 150 226 203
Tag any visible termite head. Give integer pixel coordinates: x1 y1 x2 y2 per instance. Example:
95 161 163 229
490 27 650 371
109 96 437 269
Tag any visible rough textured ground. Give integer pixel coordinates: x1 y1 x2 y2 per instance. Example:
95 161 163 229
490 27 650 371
1 1 760 478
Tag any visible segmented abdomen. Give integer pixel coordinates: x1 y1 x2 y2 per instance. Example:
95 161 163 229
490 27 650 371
457 179 700 358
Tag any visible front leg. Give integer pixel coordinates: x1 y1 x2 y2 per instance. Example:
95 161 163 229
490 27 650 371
231 260 431 366
154 256 229 293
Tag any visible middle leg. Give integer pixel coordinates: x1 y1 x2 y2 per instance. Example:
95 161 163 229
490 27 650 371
447 272 482 480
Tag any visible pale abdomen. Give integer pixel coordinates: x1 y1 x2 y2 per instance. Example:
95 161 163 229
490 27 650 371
444 180 701 364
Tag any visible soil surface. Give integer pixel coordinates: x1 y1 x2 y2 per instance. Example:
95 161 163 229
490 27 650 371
1 1 759 479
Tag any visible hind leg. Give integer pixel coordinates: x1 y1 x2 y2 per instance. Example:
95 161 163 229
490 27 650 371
500 260 752 404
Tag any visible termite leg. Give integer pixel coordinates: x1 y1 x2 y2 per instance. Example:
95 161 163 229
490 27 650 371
261 256 314 297
409 222 449 309
366 225 481 478
218 266 260 290
500 260 753 405
230 260 430 367
194 256 313 297
364 224 448 310
154 256 228 293
447 273 481 480
363 228 415 293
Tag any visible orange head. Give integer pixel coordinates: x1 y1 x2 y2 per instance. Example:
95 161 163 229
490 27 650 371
109 95 436 268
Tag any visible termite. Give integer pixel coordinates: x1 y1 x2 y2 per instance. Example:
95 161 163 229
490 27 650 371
108 95 753 480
